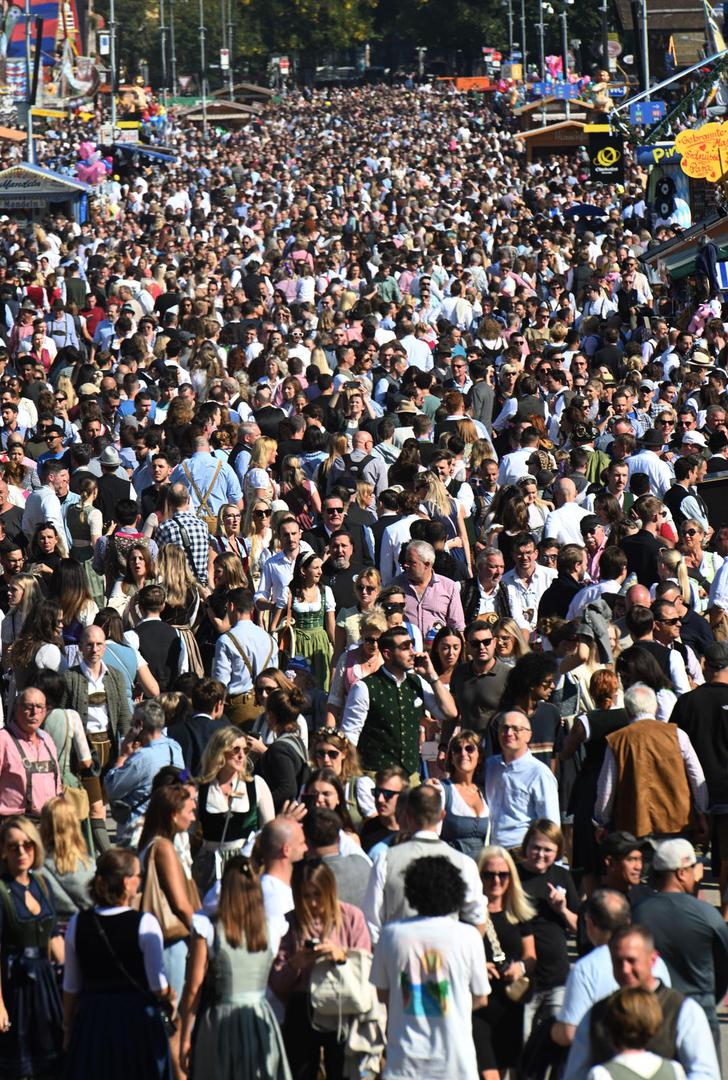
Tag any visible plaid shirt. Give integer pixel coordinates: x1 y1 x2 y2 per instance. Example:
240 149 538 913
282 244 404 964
156 511 210 585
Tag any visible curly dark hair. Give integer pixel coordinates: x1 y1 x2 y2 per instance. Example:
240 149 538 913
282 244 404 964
404 856 466 917
499 652 559 708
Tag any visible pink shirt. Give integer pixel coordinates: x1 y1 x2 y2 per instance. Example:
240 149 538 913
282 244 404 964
0 724 62 817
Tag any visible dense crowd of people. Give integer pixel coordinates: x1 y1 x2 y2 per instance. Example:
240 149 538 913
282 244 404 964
0 78 725 1079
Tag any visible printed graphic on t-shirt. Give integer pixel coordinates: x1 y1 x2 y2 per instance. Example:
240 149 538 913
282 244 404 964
400 949 450 1016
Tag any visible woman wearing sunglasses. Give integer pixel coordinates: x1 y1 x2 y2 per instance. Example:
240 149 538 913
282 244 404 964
473 846 536 1080
436 730 489 861
327 610 386 728
332 567 382 663
309 727 375 827
240 497 274 590
679 518 723 612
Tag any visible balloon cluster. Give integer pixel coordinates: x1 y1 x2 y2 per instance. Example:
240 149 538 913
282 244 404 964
142 102 167 132
76 140 112 185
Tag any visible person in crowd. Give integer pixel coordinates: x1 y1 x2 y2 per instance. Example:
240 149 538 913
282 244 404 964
327 609 386 727
363 783 487 943
179 855 291 1080
62 847 175 1080
484 710 560 850
517 818 580 1037
104 700 185 846
474 845 536 1078
372 855 490 1080
255 687 310 811
0 686 62 820
437 729 489 860
585 986 687 1080
633 839 728 1054
271 859 371 1080
564 925 719 1079
0 815 64 1078
38 796 93 929
302 806 370 907
194 726 275 891
301 767 364 852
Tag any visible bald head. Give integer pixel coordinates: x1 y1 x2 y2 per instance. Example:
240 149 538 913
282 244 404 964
626 584 651 610
554 477 577 505
258 815 307 866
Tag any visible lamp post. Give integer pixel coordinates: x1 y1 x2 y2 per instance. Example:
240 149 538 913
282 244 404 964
169 0 177 96
159 0 168 99
24 0 33 162
538 0 546 78
520 0 527 77
109 0 117 131
641 0 650 99
199 0 207 133
503 0 514 55
560 9 570 119
226 0 234 99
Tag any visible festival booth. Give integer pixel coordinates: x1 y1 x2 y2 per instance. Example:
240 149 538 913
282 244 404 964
642 213 728 279
0 162 91 222
520 120 587 162
514 98 592 131
178 100 261 128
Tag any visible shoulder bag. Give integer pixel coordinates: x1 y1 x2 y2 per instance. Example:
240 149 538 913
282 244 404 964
309 947 374 1038
60 711 90 822
275 591 296 659
139 837 201 944
225 630 274 727
484 915 530 1003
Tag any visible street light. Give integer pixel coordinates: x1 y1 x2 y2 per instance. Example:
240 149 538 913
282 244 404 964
502 0 514 57
199 0 207 133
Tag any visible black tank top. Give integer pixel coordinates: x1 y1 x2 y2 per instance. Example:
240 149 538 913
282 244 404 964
75 909 148 993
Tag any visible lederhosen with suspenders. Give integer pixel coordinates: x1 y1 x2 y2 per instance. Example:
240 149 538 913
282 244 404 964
7 728 59 821
181 459 223 533
224 631 274 729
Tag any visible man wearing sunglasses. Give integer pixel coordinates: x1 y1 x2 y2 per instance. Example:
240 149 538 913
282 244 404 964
341 625 457 778
651 598 702 695
438 619 509 762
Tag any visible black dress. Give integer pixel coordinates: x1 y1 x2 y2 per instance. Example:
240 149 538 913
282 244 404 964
472 910 530 1070
0 874 64 1079
63 908 172 1080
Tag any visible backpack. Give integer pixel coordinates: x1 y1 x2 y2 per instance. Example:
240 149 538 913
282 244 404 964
338 452 374 492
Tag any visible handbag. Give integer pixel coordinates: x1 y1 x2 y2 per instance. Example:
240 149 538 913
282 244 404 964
484 914 531 1004
140 837 201 944
60 710 90 821
274 592 296 658
309 947 374 1036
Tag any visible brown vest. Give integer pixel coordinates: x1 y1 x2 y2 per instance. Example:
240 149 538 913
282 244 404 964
606 719 691 837
589 984 683 1067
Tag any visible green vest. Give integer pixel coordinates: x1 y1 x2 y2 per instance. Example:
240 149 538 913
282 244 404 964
358 668 423 774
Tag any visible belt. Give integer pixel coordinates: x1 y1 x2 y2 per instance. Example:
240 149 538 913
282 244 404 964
88 733 110 743
88 693 107 706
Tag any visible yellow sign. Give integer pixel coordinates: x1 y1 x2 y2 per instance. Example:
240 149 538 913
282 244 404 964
674 122 728 182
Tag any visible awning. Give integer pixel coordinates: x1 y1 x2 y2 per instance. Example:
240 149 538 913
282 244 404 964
642 212 728 279
112 142 179 163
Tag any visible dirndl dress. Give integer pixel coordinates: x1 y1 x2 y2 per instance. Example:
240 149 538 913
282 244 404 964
291 588 333 691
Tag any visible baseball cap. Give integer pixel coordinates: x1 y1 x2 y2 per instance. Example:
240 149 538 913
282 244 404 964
652 838 697 872
580 514 602 535
681 430 707 447
599 831 647 859
639 380 657 391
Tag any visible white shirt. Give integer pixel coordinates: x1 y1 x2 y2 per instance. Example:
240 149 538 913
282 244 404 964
341 667 445 746
502 564 557 632
371 914 489 1080
400 334 433 372
626 449 674 498
543 502 591 546
82 659 111 734
254 544 312 609
22 484 66 550
379 514 421 585
566 578 621 621
498 448 534 486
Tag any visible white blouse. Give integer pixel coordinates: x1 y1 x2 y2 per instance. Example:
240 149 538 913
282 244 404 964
63 906 168 993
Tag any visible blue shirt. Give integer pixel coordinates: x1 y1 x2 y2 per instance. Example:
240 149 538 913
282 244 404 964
564 990 719 1080
104 734 184 845
484 750 560 849
171 451 242 515
558 944 671 1030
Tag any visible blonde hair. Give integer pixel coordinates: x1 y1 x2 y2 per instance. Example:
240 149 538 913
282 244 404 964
281 455 307 490
359 609 388 636
8 573 42 626
355 481 375 510
198 725 252 784
248 436 277 471
497 617 532 659
479 846 536 924
417 470 455 519
0 815 44 870
658 547 691 604
40 796 91 875
157 544 196 608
